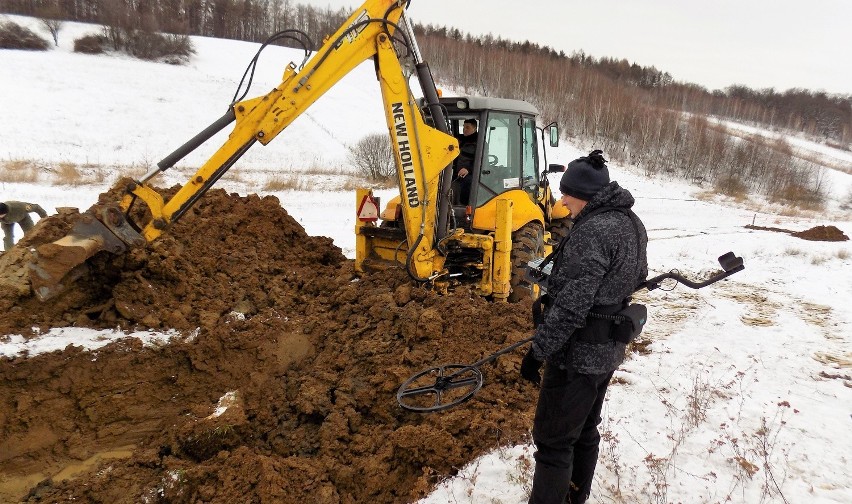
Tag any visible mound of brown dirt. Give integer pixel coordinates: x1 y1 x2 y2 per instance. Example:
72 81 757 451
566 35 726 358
745 223 849 242
791 225 849 242
0 185 538 503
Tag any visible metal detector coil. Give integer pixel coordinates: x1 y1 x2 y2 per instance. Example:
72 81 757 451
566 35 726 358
396 364 483 413
397 337 532 413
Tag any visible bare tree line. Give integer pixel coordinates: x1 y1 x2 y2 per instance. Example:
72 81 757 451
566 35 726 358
1 0 845 203
417 29 837 204
0 0 350 44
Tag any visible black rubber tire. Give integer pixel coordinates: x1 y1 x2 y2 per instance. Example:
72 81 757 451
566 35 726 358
547 217 573 247
508 222 545 302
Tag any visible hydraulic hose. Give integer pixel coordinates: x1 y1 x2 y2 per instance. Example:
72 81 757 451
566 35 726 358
141 108 237 183
405 233 429 282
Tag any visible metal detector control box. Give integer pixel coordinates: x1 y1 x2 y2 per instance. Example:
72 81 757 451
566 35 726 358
524 257 553 293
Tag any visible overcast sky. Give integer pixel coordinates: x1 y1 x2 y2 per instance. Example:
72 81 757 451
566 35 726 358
301 0 852 95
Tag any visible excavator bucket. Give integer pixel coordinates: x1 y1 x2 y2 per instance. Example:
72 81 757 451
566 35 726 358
28 205 146 301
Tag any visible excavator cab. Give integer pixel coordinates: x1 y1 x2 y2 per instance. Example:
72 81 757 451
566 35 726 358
440 97 555 229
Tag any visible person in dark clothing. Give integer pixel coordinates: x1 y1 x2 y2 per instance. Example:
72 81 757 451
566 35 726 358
452 118 478 205
0 200 48 251
520 150 648 504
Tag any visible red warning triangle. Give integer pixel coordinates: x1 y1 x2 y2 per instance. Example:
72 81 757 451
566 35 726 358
357 194 379 222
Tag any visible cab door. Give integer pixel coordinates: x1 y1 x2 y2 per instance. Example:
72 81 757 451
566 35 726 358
474 112 538 207
475 112 520 207
520 116 540 197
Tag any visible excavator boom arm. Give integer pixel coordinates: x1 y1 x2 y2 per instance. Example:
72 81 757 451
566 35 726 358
29 0 458 300
139 0 442 239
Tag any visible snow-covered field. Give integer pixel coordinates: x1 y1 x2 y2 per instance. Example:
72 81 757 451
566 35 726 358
2 16 851 504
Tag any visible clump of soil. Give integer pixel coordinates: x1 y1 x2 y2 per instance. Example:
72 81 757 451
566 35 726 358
0 183 538 503
745 224 849 242
791 225 849 242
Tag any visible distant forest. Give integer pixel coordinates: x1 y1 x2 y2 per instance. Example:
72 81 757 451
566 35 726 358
3 0 850 203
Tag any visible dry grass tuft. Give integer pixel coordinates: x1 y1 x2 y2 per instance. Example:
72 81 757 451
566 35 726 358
56 162 84 185
340 178 364 192
303 165 351 176
51 162 114 186
713 176 750 201
1 159 118 186
364 177 396 189
218 171 245 185
263 176 310 192
810 255 827 266
0 159 40 183
769 184 826 211
262 173 390 193
629 337 654 356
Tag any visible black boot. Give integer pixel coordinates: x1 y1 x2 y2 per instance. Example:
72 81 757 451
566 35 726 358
528 461 572 504
567 480 589 504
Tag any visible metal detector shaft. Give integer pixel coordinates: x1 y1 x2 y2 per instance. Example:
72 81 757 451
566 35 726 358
442 336 534 381
637 251 745 292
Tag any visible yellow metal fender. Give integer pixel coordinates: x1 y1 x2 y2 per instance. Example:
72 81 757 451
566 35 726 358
380 195 402 222
471 190 544 233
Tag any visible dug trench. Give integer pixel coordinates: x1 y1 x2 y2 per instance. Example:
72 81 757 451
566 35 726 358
0 184 538 503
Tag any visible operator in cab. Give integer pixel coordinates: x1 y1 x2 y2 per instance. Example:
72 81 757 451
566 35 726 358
452 118 478 205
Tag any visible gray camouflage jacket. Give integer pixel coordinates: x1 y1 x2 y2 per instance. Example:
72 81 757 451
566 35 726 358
1 201 47 224
531 181 648 374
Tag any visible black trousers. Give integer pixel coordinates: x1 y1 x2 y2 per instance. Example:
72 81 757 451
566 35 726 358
451 174 472 206
528 364 614 504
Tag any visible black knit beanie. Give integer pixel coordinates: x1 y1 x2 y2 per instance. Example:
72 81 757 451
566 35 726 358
559 149 610 200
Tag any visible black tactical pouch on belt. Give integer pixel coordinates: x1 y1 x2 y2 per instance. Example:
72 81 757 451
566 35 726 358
533 295 647 345
586 302 647 344
610 303 647 343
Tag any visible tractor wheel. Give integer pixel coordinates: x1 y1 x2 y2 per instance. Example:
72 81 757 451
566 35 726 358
508 222 545 302
548 217 573 247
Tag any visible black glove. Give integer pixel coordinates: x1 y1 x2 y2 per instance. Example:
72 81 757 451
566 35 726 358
520 348 543 385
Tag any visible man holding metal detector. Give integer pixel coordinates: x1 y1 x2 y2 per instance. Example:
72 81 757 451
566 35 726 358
395 149 741 495
521 149 648 504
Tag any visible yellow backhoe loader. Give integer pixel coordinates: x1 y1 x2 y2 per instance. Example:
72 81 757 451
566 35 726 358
25 0 571 302
356 95 571 300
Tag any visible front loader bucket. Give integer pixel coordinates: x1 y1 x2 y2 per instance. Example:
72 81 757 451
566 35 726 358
29 205 145 301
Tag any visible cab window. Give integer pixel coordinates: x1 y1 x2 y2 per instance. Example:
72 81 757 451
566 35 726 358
521 117 538 195
476 112 522 206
